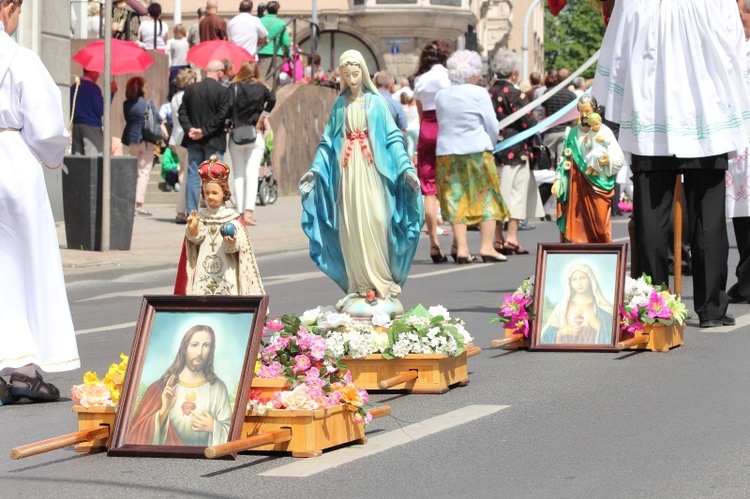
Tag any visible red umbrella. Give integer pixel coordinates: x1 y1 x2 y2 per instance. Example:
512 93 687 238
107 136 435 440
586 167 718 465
187 40 254 71
72 39 154 75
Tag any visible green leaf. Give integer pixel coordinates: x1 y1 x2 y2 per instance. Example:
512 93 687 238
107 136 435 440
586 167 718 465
381 349 395 360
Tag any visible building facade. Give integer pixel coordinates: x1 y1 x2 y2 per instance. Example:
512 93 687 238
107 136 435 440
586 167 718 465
144 0 545 81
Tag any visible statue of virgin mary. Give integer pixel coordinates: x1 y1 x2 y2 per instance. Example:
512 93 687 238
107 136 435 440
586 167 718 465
299 50 423 318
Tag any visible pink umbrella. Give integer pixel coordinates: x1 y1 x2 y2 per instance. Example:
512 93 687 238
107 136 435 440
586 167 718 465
187 40 254 71
72 39 154 75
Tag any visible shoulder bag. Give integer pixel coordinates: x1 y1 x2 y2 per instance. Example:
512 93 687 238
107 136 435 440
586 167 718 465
142 100 165 144
230 84 257 145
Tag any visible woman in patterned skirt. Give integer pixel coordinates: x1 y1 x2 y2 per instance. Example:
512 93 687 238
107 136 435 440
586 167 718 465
435 50 509 264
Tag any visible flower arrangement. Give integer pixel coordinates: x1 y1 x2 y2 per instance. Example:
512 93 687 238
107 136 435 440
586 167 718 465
71 353 129 408
252 316 370 423
298 304 472 359
619 274 691 335
494 277 535 337
304 73 338 90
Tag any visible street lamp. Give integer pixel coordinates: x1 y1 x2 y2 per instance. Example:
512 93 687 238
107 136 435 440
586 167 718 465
522 0 542 80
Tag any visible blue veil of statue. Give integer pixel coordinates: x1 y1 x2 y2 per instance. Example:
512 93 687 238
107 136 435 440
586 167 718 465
300 51 424 294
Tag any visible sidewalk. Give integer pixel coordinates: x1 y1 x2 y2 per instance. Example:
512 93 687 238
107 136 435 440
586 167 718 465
58 196 308 282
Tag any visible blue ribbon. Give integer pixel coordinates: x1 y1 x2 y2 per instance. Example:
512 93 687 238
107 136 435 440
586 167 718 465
493 91 586 154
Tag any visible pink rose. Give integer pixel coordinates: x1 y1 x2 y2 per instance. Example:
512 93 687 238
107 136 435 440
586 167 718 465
358 389 369 405
71 382 113 408
266 319 284 332
293 354 312 374
273 335 291 350
296 328 313 350
279 385 319 410
258 361 282 379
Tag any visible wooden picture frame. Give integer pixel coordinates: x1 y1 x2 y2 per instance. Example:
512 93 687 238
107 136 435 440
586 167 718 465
109 295 268 458
530 243 627 352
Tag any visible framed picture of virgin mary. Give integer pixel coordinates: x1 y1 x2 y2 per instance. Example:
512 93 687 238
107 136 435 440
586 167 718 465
108 295 268 458
530 243 627 352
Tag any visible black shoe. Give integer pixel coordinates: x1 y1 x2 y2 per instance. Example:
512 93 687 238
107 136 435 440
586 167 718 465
727 285 748 304
456 255 476 265
699 313 736 328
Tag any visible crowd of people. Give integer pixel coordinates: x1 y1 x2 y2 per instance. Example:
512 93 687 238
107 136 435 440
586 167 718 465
71 1 291 220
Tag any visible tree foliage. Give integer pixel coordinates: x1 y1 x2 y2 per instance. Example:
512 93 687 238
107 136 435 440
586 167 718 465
544 0 605 78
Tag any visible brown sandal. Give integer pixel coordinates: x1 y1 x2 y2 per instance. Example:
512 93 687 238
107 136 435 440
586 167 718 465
0 377 17 406
9 371 60 402
503 242 529 255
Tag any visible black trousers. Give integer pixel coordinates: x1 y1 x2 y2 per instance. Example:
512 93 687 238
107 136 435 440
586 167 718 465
631 158 728 322
729 217 750 300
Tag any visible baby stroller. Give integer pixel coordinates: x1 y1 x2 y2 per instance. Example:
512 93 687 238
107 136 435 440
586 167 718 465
257 129 278 205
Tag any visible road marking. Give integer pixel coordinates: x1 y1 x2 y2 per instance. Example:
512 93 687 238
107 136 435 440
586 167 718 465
259 404 508 477
76 322 137 335
77 286 173 302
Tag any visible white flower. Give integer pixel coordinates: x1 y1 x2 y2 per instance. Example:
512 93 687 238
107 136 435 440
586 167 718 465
371 310 391 327
319 311 348 329
454 323 473 344
371 331 390 352
428 305 450 319
299 307 322 326
325 331 346 357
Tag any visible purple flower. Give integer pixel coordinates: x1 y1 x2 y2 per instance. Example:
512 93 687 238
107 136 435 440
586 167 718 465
646 290 673 320
500 293 531 318
619 305 643 335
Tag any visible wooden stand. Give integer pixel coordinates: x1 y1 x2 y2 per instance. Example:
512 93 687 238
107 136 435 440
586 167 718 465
250 377 290 398
73 405 117 452
491 328 531 350
343 346 479 394
616 324 684 352
238 404 369 458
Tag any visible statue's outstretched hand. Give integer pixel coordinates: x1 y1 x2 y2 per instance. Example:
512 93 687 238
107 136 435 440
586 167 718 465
405 172 420 192
299 171 315 195
551 179 560 199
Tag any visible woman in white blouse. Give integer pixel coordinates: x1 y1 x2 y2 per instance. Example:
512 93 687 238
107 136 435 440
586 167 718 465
434 50 509 264
139 2 168 52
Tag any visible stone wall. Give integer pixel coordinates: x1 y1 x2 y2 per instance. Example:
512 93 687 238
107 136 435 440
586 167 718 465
266 83 338 197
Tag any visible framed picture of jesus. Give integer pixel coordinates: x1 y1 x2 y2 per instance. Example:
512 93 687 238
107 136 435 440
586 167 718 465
108 295 268 458
530 243 627 352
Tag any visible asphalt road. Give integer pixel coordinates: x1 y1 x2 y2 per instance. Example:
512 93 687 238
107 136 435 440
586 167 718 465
2 217 750 498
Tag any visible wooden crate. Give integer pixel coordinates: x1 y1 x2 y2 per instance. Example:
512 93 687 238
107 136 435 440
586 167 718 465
73 405 116 452
243 405 366 458
618 323 684 352
250 377 290 398
343 348 471 394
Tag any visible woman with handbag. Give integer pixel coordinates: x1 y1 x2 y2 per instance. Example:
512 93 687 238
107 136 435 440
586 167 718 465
122 76 165 216
228 59 276 226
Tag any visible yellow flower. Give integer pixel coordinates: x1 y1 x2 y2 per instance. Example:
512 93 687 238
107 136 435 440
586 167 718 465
117 353 129 373
83 371 100 385
110 387 121 404
337 385 363 407
254 360 261 375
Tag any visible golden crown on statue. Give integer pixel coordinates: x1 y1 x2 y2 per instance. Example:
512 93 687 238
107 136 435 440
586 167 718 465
198 155 231 183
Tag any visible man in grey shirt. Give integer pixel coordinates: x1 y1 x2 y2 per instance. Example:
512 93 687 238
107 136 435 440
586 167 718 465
375 71 408 140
